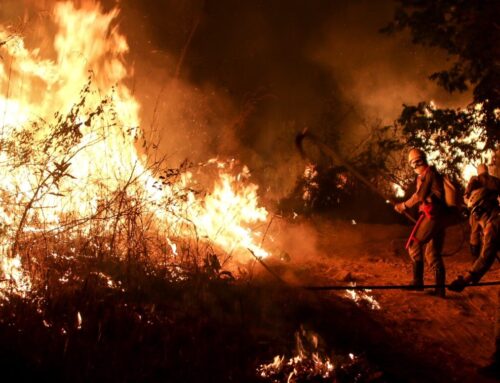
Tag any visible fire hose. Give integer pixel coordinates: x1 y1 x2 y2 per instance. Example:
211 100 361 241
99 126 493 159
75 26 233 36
245 129 498 291
248 249 500 291
295 129 468 257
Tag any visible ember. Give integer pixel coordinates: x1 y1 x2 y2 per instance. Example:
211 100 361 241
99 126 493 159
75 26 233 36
345 283 381 311
257 326 381 383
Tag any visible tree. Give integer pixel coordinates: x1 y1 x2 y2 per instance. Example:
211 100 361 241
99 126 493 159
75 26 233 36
382 0 499 149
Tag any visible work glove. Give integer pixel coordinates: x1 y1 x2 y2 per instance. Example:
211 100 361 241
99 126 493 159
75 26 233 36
394 203 406 214
448 275 469 292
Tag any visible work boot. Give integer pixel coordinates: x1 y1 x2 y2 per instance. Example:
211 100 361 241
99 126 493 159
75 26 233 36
470 243 481 260
410 261 424 291
433 264 446 298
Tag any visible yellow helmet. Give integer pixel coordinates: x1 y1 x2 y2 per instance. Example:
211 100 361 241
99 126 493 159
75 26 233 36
408 148 427 166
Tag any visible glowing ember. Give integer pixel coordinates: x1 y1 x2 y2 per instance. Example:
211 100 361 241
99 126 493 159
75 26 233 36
345 283 381 310
257 327 335 382
76 311 83 330
257 326 378 382
302 163 319 202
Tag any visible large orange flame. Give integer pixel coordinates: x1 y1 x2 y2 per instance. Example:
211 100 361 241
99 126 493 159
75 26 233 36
0 1 269 295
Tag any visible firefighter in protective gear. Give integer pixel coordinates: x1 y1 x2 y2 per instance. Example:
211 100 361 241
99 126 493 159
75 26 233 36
464 164 500 260
394 148 447 297
448 188 500 378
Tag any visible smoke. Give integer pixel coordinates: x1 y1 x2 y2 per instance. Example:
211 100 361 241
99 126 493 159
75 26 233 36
119 0 472 200
310 0 471 145
0 0 473 201
118 0 343 199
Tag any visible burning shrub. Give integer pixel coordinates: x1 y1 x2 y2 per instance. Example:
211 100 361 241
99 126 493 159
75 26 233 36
257 325 385 383
0 1 273 300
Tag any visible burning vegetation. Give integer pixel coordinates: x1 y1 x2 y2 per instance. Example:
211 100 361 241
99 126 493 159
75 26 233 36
0 3 276 380
0 1 498 382
0 1 271 298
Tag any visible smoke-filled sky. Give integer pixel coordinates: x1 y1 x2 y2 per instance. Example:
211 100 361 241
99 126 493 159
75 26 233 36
0 0 471 198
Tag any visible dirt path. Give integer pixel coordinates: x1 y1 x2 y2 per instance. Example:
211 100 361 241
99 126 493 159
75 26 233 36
265 216 500 382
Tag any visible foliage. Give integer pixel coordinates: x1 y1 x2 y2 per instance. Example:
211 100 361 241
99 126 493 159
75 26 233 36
349 124 408 187
396 101 487 180
0 78 111 254
280 122 409 223
382 0 499 147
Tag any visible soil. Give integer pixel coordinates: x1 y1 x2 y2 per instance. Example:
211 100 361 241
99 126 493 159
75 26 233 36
1 214 498 383
260 215 500 382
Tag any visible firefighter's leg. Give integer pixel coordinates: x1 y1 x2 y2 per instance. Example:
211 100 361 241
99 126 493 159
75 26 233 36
469 214 481 260
408 236 425 290
422 220 446 297
407 216 436 291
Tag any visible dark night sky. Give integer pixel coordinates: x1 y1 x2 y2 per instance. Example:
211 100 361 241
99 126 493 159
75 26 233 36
2 0 471 197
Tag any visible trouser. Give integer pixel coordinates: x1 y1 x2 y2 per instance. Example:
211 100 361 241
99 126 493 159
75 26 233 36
470 214 482 247
407 214 446 271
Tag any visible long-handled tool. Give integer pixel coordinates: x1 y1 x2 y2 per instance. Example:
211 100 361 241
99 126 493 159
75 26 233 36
248 249 500 291
295 129 416 223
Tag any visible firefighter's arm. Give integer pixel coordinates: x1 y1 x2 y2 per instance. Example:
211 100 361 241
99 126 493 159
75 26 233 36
395 192 421 213
395 172 432 213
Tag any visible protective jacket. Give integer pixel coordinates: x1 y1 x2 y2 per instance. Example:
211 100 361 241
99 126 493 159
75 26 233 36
465 174 500 199
404 166 446 217
465 173 500 247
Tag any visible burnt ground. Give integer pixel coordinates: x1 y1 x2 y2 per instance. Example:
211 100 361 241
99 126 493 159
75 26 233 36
262 215 500 382
0 215 498 383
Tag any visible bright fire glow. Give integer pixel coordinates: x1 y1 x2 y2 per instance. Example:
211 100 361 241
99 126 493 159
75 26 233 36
421 102 491 184
0 1 269 296
345 283 381 310
0 255 32 299
257 327 336 382
392 183 405 198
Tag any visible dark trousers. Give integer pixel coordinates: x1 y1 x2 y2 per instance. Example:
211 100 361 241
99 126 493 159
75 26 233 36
407 214 446 271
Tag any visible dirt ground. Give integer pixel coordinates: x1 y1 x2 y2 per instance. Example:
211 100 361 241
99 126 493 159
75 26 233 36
262 215 500 382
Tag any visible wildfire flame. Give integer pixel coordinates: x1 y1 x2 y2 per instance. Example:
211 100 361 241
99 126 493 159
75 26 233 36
391 183 405 198
302 163 319 202
257 326 377 382
420 101 492 184
257 327 335 382
0 255 32 299
0 1 269 296
344 284 381 311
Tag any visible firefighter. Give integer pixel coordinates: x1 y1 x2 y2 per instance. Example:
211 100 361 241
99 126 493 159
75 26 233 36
394 148 447 297
464 164 500 260
448 187 500 378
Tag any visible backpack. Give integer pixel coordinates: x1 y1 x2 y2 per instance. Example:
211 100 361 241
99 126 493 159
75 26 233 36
443 175 459 207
